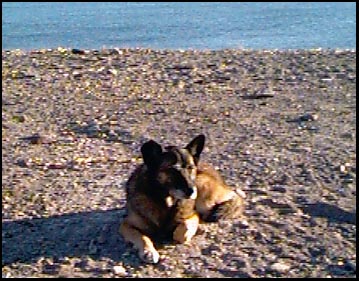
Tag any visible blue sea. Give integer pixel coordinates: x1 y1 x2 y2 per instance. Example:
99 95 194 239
2 2 356 51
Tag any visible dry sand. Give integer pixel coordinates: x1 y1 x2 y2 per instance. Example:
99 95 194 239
2 48 356 277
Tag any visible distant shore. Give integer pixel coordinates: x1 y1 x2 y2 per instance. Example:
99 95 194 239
2 46 357 53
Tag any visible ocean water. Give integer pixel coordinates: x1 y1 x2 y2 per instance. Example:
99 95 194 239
2 2 356 50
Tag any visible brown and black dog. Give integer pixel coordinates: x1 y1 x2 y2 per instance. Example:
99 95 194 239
119 134 245 263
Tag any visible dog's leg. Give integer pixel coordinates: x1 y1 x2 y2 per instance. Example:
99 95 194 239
119 220 160 264
173 213 200 244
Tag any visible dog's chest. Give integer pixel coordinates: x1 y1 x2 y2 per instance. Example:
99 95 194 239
159 198 196 234
173 199 196 223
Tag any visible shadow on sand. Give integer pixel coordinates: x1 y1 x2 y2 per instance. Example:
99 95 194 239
2 208 141 268
300 201 356 225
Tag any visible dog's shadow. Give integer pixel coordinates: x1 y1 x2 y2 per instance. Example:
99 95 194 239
299 201 356 225
2 208 143 268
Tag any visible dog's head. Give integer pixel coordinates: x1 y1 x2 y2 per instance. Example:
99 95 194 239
141 134 205 201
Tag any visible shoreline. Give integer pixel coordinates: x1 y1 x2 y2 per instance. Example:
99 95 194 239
2 46 357 54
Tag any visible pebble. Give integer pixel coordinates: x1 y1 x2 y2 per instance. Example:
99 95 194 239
42 263 61 275
113 265 127 276
236 220 250 229
12 115 25 123
19 133 56 145
271 185 287 193
270 262 291 273
71 48 85 55
343 260 356 272
288 113 319 123
16 159 28 167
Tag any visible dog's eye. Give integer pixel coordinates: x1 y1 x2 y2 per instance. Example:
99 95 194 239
187 165 194 170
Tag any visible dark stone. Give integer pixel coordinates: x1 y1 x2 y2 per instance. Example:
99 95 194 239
71 48 85 55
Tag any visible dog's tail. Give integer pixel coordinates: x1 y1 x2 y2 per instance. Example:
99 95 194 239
203 190 245 222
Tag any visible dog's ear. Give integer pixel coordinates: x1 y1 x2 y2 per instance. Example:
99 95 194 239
141 140 163 169
185 134 205 164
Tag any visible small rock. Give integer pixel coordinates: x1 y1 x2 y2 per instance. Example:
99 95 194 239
300 113 318 122
19 133 56 145
113 265 127 276
58 257 72 265
46 163 67 169
335 72 346 79
72 71 82 78
57 47 68 54
340 165 346 173
236 220 250 229
71 48 85 55
271 185 287 193
270 262 291 273
108 68 118 75
12 115 25 123
343 260 356 272
16 159 28 167
42 263 61 275
340 132 353 139
342 173 355 184
287 113 318 123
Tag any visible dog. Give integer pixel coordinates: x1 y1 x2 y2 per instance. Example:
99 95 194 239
119 135 204 264
119 134 245 264
165 135 246 223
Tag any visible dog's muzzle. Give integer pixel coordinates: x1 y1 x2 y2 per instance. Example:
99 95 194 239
189 186 197 199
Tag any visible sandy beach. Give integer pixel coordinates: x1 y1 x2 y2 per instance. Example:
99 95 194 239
2 48 356 277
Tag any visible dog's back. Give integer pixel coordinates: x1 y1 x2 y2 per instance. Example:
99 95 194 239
195 162 245 222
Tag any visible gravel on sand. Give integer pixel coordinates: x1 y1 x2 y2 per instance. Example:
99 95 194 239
2 47 356 278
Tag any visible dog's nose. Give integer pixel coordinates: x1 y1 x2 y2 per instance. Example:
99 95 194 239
189 186 197 199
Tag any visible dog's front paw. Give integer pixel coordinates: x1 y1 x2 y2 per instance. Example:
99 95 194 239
173 224 187 244
140 248 160 264
173 222 197 244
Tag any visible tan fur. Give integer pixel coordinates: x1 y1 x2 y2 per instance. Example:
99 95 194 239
195 162 245 222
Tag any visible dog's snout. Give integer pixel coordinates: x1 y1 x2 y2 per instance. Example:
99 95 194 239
188 186 197 199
